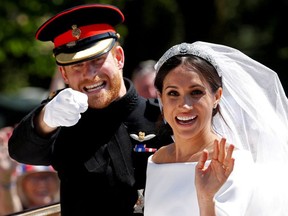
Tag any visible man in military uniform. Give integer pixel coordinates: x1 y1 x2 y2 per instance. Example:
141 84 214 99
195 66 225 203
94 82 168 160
8 4 171 216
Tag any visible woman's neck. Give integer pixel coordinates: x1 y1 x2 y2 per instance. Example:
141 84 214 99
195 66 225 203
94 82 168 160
172 133 219 162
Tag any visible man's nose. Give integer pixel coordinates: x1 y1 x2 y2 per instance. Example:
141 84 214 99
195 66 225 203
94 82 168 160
83 63 98 77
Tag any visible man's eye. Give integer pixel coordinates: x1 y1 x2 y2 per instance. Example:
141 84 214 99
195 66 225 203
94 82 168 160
92 56 105 64
72 64 83 69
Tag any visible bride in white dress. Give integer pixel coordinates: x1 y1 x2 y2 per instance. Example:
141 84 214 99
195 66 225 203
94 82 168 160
144 41 288 216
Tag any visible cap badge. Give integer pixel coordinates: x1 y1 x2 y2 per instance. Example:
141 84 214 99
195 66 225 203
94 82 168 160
71 25 81 39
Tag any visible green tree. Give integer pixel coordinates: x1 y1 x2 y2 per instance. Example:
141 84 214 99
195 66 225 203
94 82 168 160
0 0 287 94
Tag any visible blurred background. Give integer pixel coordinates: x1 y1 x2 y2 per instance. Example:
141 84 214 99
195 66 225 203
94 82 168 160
0 0 288 127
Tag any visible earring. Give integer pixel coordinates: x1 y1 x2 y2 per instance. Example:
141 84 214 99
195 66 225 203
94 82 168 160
213 103 218 109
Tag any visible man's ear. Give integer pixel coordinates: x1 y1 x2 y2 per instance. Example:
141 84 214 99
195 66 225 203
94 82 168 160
114 46 125 70
59 66 69 84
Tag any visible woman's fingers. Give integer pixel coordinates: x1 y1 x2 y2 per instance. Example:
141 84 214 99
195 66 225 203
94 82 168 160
196 149 209 170
224 144 235 175
212 140 219 160
212 138 226 161
212 138 235 175
218 138 226 163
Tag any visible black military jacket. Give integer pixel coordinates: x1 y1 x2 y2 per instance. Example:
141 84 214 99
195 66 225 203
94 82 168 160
9 78 172 216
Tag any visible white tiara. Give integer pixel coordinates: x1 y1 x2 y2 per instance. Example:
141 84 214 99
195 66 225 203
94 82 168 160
154 42 222 77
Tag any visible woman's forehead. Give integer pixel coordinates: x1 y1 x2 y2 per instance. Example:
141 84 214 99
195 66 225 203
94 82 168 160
164 66 204 83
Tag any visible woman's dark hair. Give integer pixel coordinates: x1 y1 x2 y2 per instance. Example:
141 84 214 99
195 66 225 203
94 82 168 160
155 55 223 136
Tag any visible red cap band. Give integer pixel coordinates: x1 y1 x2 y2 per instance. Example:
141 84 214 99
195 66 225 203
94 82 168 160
54 24 116 48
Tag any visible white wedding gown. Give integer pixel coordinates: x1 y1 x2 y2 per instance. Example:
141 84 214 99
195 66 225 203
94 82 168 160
144 149 254 216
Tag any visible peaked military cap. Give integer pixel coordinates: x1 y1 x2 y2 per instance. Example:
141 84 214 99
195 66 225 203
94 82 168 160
35 4 125 66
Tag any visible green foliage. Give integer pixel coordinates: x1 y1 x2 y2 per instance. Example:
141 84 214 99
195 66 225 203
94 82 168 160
0 1 55 93
0 0 287 94
0 0 127 93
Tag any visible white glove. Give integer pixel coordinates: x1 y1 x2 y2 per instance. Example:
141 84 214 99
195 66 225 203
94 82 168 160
43 88 88 128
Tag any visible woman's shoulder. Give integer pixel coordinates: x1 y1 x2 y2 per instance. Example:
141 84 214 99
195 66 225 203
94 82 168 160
151 144 173 164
